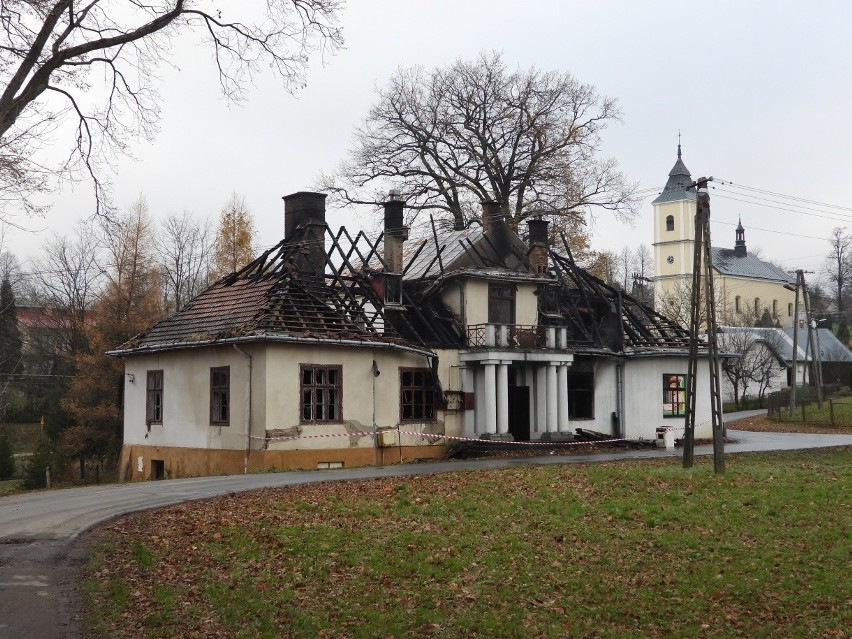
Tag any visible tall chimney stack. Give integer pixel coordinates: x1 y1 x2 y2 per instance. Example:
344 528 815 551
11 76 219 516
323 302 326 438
283 191 327 276
527 217 550 275
383 191 407 274
481 200 502 234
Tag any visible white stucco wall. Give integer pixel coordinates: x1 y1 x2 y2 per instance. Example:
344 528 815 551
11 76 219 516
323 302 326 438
622 356 714 441
122 345 262 450
122 342 462 454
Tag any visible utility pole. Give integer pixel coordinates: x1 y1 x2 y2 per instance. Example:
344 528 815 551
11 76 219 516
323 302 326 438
683 177 725 473
787 274 800 412
801 277 824 408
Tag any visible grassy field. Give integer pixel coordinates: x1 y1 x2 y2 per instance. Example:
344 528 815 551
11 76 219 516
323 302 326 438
85 448 851 639
771 397 852 429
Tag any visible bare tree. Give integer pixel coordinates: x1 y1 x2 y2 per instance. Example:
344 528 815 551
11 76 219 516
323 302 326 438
30 223 103 357
320 51 637 231
719 328 779 408
0 1 343 219
824 227 851 312
156 210 211 313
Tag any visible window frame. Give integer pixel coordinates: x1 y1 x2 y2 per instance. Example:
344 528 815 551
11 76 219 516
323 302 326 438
146 370 163 425
399 367 438 423
662 374 686 418
665 215 674 232
567 371 594 419
300 364 343 424
735 295 741 313
488 282 516 325
210 366 230 426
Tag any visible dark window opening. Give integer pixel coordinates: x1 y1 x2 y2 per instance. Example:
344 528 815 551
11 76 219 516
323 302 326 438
665 215 675 232
488 283 516 324
301 365 342 423
400 368 437 422
146 370 163 424
567 371 594 419
210 366 230 426
663 374 686 417
384 274 403 305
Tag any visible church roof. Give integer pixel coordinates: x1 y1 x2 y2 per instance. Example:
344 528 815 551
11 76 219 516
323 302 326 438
652 144 697 204
711 248 796 283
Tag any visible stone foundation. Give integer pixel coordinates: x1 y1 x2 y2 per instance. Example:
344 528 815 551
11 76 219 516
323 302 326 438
118 443 448 482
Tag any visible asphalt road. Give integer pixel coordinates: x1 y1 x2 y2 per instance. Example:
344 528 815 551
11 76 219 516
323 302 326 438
1 424 850 638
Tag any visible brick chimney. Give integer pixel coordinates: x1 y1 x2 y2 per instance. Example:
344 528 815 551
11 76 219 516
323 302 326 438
383 193 408 274
527 217 550 275
283 192 327 276
481 200 502 233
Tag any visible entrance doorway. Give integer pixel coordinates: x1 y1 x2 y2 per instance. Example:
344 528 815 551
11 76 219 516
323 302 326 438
151 459 165 480
508 386 531 441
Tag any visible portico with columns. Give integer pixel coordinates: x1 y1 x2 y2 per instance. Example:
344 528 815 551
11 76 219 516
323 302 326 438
459 327 575 440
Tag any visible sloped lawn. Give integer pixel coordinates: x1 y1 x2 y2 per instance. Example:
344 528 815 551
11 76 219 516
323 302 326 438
86 448 851 638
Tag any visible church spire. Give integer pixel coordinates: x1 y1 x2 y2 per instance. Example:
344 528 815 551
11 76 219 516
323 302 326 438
652 137 696 204
734 217 747 257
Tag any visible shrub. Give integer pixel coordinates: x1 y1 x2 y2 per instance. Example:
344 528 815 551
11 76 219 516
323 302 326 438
22 439 62 489
0 435 14 480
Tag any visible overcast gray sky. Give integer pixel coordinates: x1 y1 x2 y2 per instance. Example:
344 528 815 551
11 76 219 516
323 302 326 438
9 0 852 279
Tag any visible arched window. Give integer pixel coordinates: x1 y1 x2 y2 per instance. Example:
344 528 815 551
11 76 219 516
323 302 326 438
665 215 674 232
735 296 741 313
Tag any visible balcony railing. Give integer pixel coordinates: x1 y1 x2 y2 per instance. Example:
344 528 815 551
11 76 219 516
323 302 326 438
466 323 569 349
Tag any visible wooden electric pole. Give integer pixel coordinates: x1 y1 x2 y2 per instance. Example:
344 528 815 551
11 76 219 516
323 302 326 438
683 177 725 473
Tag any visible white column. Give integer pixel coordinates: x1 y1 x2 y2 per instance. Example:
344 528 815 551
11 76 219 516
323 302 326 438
474 367 485 434
483 362 497 434
462 366 475 436
535 366 547 433
546 363 558 433
557 363 570 433
496 362 509 435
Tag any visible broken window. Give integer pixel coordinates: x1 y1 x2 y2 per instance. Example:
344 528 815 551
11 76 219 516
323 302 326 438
662 374 686 417
210 366 230 426
488 283 515 324
384 274 403 306
400 368 437 422
567 371 594 419
301 365 342 423
146 370 163 424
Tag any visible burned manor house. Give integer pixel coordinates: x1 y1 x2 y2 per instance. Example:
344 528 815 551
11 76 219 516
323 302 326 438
111 192 714 480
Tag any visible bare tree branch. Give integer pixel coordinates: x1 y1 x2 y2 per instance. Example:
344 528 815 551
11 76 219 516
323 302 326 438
0 1 343 219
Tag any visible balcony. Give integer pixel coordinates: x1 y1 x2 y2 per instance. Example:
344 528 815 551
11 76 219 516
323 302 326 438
466 323 569 350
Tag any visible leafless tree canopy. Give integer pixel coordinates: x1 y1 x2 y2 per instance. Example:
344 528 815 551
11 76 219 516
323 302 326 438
320 51 638 230
156 209 211 313
0 1 343 219
823 226 851 312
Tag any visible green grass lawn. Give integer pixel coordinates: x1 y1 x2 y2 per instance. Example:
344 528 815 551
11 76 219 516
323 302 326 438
773 397 852 428
86 448 852 639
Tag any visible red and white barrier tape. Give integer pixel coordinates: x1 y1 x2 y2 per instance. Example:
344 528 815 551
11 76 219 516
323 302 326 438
251 430 626 446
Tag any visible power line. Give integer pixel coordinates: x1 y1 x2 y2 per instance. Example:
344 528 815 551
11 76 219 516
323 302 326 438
711 188 852 224
711 219 829 242
715 178 852 213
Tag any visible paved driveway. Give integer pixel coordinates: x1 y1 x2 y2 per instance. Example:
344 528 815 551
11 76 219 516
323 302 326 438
1 426 850 638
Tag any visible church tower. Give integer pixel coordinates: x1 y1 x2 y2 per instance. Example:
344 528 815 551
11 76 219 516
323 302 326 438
652 143 697 311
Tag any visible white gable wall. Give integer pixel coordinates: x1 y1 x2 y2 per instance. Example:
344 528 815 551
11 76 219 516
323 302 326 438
622 356 713 440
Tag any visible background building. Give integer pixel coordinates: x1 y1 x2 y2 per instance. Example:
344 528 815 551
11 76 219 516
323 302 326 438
652 146 796 327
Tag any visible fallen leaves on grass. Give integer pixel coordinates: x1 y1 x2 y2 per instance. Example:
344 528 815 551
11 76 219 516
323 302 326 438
86 449 851 639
